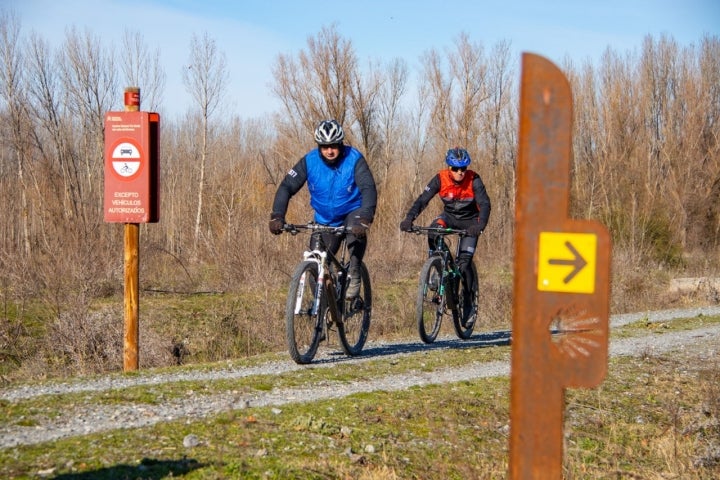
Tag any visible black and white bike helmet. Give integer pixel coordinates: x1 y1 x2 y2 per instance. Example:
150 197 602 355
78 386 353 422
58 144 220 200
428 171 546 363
314 119 345 145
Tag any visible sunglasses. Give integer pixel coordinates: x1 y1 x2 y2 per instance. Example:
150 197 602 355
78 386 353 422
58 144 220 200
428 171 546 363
450 166 467 172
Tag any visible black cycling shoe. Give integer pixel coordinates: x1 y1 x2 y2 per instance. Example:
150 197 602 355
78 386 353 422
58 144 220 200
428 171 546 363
462 301 476 328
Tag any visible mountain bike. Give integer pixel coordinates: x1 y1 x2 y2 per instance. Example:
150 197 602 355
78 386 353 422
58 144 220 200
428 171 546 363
406 226 479 343
282 223 372 364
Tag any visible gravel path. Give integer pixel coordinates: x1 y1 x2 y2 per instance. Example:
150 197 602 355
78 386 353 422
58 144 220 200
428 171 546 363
1 305 719 449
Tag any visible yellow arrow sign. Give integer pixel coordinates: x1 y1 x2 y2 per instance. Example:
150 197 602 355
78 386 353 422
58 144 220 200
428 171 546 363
538 232 597 293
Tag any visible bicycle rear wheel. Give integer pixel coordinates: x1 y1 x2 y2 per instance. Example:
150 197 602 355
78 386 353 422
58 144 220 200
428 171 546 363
416 256 445 344
285 260 325 364
453 262 478 339
338 263 372 356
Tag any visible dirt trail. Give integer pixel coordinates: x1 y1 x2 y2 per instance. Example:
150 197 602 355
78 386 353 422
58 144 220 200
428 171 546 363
1 306 719 449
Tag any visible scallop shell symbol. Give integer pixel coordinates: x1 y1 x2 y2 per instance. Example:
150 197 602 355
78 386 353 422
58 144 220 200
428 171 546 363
550 309 603 359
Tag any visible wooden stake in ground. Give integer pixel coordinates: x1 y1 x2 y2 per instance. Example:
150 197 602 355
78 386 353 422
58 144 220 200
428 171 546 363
123 86 140 372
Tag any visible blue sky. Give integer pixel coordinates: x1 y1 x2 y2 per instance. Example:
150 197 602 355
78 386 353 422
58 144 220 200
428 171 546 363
8 0 720 119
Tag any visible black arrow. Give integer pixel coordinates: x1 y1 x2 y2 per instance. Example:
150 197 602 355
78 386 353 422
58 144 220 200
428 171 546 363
548 241 587 284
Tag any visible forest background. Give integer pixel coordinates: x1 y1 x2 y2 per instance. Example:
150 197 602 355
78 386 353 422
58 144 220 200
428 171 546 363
0 10 718 381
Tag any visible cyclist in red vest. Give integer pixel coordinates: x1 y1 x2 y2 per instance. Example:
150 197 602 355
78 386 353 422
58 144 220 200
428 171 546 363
400 147 491 316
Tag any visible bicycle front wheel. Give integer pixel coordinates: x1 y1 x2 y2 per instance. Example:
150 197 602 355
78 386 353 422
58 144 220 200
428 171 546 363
338 263 372 356
416 256 445 344
452 262 478 339
285 260 325 364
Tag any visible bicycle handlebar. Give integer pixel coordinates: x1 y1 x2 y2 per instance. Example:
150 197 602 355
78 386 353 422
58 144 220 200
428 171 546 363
283 223 349 236
405 225 469 236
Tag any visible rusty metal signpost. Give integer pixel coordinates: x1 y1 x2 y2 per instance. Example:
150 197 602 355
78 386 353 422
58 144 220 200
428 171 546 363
509 53 612 478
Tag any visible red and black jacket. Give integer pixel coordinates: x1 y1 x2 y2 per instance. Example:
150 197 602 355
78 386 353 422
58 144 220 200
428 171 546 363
405 169 491 228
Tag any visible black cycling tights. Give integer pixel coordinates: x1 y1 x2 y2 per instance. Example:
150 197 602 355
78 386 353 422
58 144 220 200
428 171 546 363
310 231 366 272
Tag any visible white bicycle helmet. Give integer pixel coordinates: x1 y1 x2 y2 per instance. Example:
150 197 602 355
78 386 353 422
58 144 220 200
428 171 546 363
314 119 345 145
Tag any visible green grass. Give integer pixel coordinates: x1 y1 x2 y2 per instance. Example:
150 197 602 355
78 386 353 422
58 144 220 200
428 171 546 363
1 324 719 479
612 313 720 338
0 344 511 427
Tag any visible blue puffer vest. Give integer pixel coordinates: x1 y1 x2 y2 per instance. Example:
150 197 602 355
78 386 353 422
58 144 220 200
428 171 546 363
306 146 362 226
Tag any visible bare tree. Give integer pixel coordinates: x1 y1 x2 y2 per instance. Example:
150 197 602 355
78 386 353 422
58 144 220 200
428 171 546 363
26 32 80 229
0 10 31 256
479 40 515 254
376 58 408 183
349 60 383 167
448 33 488 147
120 29 166 112
420 47 453 149
663 36 720 250
483 40 513 166
182 31 229 252
57 26 118 227
271 24 357 147
639 34 679 190
691 35 720 249
568 58 600 216
421 33 490 152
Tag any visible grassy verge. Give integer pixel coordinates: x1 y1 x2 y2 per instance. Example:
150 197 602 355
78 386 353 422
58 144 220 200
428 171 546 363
1 323 718 479
0 344 511 427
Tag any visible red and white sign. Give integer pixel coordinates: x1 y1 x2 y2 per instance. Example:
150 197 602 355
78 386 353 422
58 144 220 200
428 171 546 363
109 140 143 179
103 111 160 223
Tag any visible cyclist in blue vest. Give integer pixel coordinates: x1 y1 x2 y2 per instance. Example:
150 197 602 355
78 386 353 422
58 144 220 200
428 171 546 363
269 119 377 299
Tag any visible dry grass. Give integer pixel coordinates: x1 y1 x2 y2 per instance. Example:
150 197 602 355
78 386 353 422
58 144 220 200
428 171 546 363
1 239 717 384
563 352 720 479
1 335 718 479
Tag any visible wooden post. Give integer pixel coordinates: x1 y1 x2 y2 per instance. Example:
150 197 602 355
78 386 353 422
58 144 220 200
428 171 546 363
123 87 140 371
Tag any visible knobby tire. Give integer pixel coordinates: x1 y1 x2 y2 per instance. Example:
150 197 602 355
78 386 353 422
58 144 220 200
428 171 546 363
416 256 445 344
452 261 478 339
337 263 372 356
285 261 324 364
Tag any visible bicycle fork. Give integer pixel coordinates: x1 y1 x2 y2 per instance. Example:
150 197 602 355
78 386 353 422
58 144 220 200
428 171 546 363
432 251 459 309
441 267 461 310
294 251 327 317
294 255 341 337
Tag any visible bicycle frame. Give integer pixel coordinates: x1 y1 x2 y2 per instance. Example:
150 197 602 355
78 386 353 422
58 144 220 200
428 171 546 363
287 224 349 324
413 226 466 304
